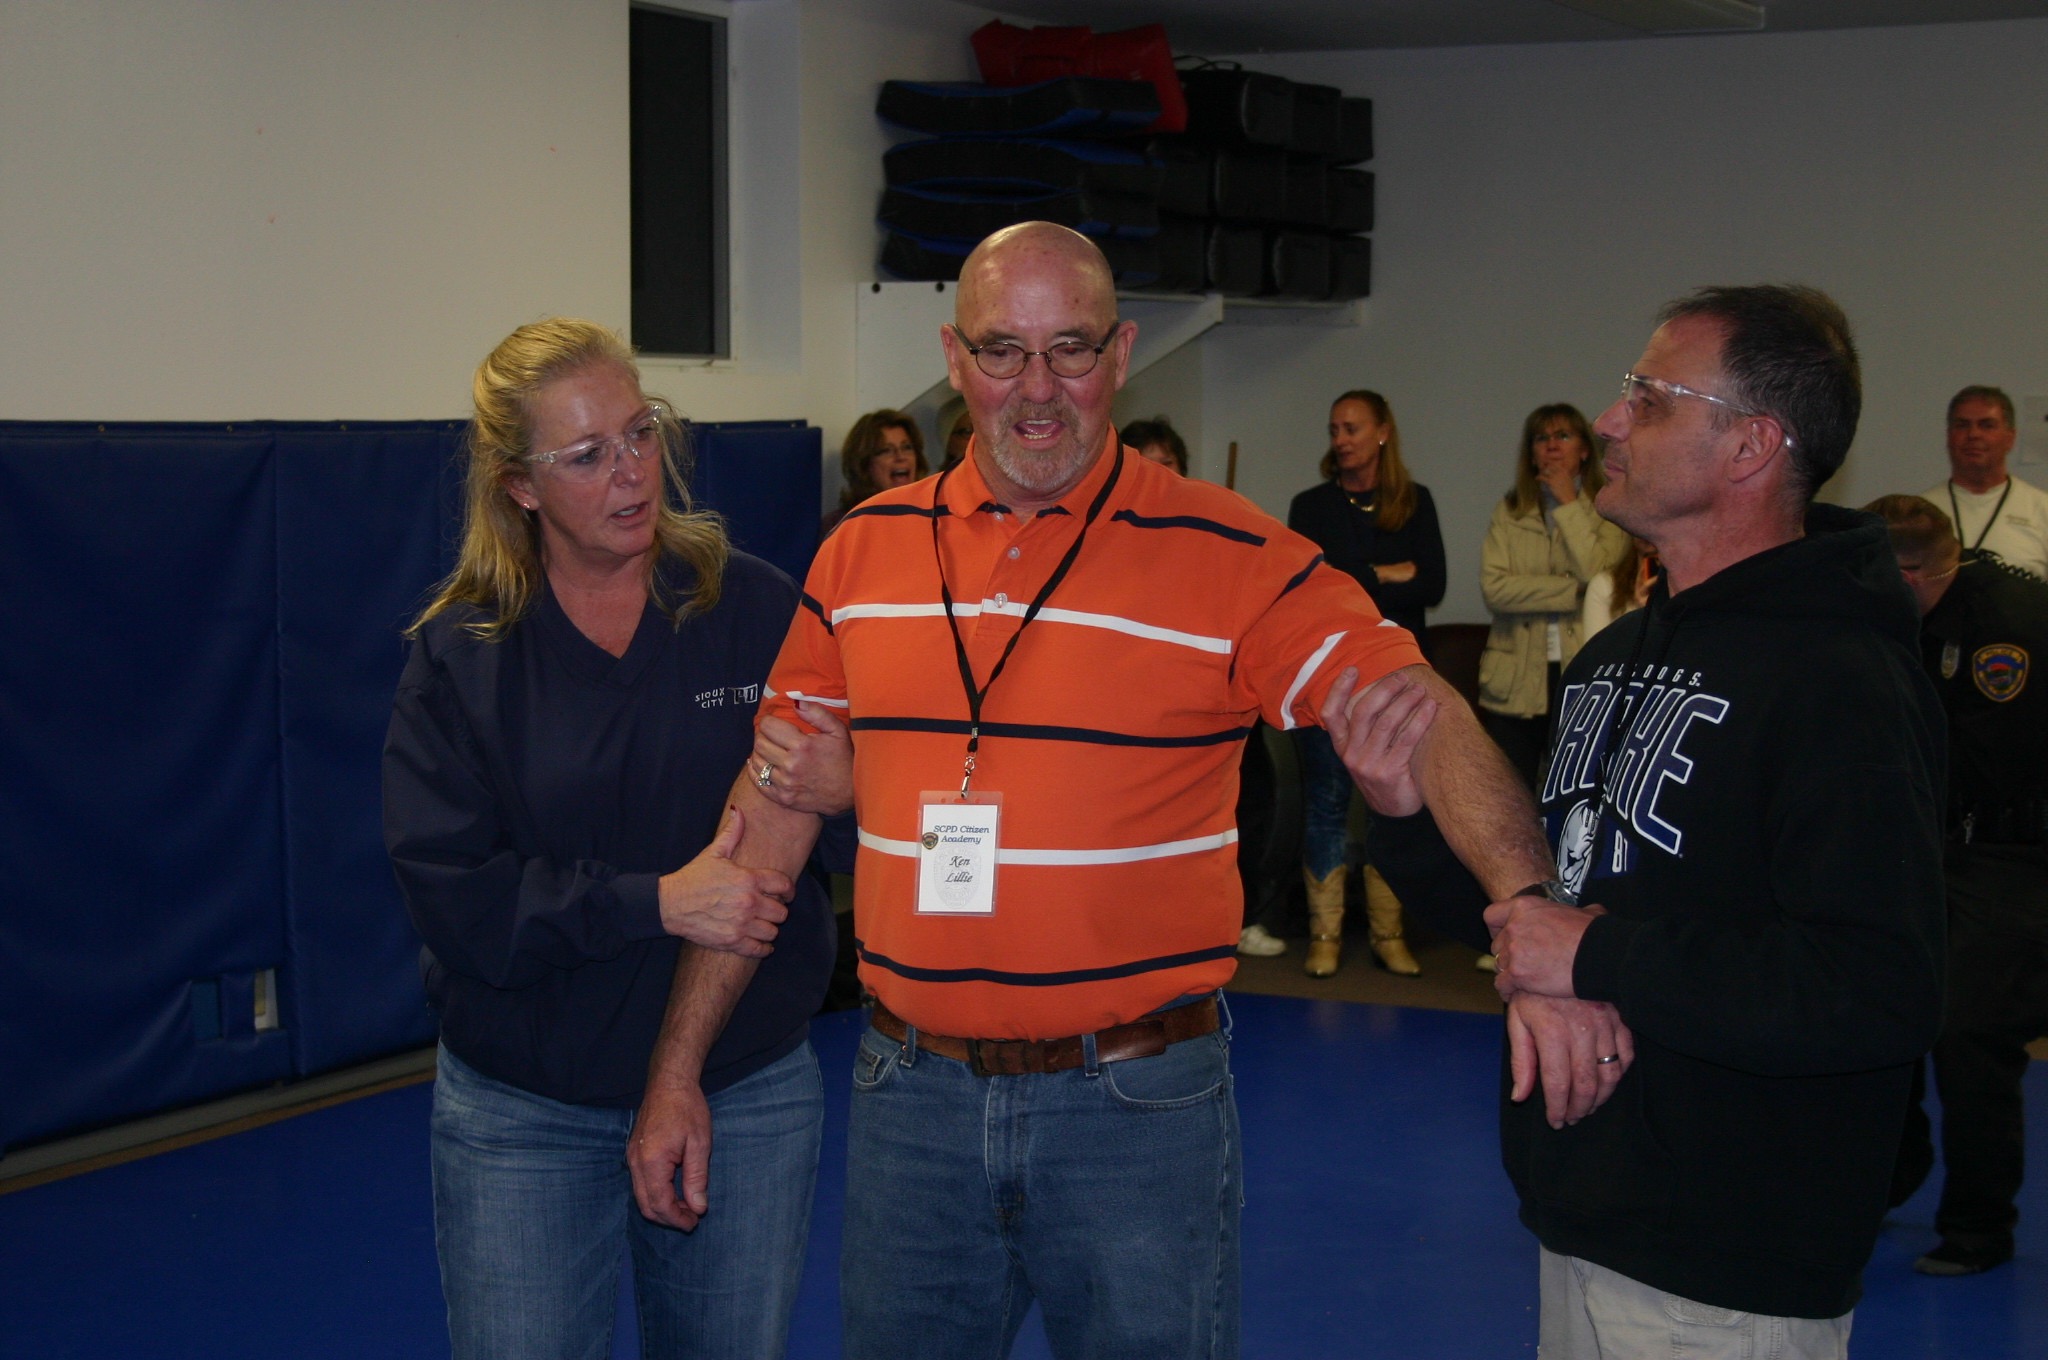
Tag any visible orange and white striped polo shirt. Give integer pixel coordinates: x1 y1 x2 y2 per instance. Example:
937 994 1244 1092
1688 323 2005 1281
760 430 1424 1039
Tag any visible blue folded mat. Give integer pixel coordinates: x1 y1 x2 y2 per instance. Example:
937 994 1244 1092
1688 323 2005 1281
883 137 1164 197
879 184 1159 243
881 229 1160 288
876 77 1160 138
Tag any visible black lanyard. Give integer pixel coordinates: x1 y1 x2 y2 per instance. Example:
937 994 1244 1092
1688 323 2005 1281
1950 479 2013 554
930 445 1125 793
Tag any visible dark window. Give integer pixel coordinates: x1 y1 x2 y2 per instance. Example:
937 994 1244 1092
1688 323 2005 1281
629 6 728 356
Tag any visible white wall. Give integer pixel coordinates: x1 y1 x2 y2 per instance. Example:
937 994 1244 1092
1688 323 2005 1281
0 0 627 420
0 0 994 446
1203 19 2048 622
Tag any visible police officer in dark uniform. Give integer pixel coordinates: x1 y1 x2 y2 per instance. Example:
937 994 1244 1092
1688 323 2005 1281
1871 494 2048 1276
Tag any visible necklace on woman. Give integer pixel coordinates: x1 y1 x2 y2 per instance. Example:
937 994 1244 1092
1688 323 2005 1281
1345 487 1379 514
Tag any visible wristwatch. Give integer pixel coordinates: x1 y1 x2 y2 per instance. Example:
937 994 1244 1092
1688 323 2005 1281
1516 878 1580 907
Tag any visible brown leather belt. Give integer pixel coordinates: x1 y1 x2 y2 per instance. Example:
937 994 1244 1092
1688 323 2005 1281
870 997 1220 1078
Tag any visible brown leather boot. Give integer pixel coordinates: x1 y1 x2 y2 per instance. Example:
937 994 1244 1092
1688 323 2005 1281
1303 865 1346 977
1364 866 1421 976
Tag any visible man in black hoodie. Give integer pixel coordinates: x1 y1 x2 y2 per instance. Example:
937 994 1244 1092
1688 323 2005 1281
1456 287 1947 1356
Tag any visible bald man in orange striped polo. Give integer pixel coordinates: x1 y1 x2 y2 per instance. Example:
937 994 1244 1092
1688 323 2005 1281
627 223 1627 1359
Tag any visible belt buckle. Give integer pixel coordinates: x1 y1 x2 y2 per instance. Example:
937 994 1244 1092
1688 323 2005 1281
968 1039 1031 1078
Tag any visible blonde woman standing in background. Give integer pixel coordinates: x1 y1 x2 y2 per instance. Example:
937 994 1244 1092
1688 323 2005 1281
1254 390 1444 977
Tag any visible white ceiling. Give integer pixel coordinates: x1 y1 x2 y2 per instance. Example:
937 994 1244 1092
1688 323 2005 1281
981 0 2048 53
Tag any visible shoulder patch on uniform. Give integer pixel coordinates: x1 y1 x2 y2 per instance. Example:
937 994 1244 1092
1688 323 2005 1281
1972 643 2029 702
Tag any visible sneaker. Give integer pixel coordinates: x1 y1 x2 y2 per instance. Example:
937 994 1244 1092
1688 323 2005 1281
1236 924 1287 957
1475 953 1498 973
1913 1238 2013 1276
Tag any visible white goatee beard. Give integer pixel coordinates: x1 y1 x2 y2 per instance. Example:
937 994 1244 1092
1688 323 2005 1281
986 397 1090 494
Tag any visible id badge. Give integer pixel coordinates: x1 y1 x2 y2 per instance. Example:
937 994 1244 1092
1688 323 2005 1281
916 791 1003 916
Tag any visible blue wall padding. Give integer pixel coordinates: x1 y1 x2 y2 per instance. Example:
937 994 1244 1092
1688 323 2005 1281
690 421 822 585
0 430 298 1144
275 426 465 1078
0 418 821 1152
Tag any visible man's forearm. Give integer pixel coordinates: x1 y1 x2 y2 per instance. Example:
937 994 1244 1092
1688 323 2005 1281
1407 667 1554 900
631 775 826 1227
648 946 760 1087
647 774 826 1085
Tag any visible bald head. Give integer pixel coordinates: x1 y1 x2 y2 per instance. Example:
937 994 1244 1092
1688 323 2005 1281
940 222 1134 513
956 223 1117 333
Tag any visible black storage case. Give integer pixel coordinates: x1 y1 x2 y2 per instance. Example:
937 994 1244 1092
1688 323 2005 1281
1282 160 1331 230
1181 68 1295 148
1329 169 1374 234
1333 97 1373 165
1153 215 1208 293
1287 83 1342 159
1211 147 1289 224
1266 231 1332 300
1206 223 1267 297
1329 235 1371 300
1141 137 1215 217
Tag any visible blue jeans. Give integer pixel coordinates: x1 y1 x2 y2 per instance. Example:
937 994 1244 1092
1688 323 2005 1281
1294 727 1353 879
430 1040 822 1360
839 1010 1242 1360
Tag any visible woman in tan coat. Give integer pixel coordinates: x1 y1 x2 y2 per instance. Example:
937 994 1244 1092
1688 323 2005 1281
1478 404 1628 790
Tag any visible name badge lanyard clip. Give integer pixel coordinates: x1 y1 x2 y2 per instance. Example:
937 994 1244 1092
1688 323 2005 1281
930 445 1125 796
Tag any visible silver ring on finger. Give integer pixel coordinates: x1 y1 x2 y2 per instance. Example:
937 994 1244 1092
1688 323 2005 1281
754 762 774 789
1596 1053 1622 1065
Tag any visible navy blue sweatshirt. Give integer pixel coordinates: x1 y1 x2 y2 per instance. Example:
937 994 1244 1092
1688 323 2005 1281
1287 479 1446 641
381 553 834 1106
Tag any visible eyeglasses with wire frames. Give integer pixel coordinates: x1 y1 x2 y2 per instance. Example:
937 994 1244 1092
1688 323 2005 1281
525 401 668 483
952 324 1122 381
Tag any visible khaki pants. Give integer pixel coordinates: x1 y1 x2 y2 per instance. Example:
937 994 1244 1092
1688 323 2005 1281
1539 1248 1852 1360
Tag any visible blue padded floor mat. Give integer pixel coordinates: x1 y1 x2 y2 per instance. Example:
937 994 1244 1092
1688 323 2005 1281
2 992 2042 1358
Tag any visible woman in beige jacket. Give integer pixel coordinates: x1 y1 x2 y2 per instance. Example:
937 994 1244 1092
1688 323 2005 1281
1478 404 1628 789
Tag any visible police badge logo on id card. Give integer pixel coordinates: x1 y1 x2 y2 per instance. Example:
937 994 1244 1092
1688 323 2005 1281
917 791 1002 915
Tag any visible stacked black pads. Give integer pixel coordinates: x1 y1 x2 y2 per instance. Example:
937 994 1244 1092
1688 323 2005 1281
874 69 1371 300
877 77 1169 288
1155 67 1373 300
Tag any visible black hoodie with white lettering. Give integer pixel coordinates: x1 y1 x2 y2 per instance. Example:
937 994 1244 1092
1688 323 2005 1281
1510 502 1946 1319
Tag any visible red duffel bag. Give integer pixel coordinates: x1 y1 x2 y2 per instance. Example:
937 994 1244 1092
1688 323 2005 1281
971 20 1188 134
